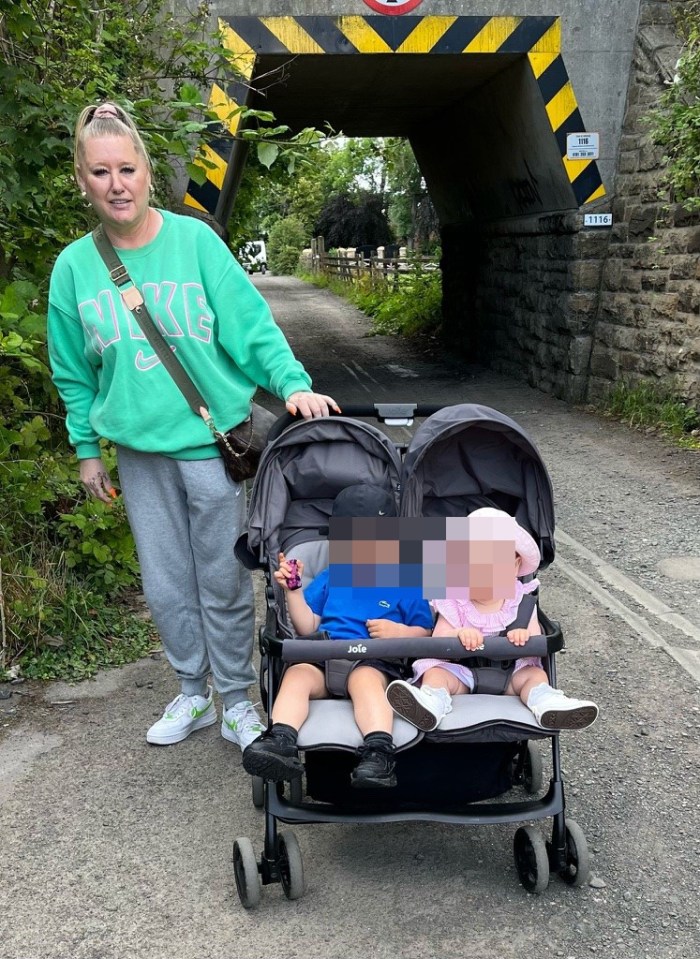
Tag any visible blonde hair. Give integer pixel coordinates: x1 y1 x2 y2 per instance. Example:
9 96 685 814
74 103 154 177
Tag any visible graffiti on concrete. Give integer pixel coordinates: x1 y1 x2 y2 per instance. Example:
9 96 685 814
508 160 543 213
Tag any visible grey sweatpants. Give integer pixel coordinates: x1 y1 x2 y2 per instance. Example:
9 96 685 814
116 447 256 709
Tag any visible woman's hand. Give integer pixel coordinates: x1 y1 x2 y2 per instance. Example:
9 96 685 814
506 628 530 647
457 627 485 651
79 458 117 503
285 391 341 419
273 551 304 591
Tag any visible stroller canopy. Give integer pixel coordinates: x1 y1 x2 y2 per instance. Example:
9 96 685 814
246 416 403 559
401 404 555 569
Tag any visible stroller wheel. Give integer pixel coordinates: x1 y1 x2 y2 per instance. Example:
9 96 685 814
559 820 591 887
514 825 550 894
251 776 264 809
233 837 262 909
277 831 305 900
524 742 543 795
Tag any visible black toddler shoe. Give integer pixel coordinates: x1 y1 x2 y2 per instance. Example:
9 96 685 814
350 745 397 789
242 730 304 781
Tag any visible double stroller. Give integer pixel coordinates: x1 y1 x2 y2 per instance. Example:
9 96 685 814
233 402 591 907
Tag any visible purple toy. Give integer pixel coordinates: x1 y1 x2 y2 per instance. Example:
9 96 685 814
286 559 302 590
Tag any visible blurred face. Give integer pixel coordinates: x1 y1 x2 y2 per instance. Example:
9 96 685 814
463 539 520 603
77 135 151 236
422 537 520 603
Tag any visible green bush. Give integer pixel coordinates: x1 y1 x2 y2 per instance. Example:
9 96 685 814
0 279 142 676
303 261 442 337
17 588 156 682
0 2 326 680
268 216 308 275
361 267 442 336
650 3 700 211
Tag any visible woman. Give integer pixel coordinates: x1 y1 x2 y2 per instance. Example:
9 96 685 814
48 102 339 750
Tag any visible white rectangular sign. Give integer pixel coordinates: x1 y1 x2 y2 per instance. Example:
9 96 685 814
583 213 613 227
567 132 600 160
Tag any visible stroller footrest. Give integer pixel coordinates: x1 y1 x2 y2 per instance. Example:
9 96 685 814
297 700 422 751
431 693 544 731
427 694 551 741
297 695 550 751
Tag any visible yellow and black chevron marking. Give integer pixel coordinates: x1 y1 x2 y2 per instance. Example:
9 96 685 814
185 15 604 217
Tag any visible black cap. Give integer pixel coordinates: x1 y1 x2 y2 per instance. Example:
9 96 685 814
331 484 397 518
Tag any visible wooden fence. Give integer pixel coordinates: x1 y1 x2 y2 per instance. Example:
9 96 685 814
301 237 439 284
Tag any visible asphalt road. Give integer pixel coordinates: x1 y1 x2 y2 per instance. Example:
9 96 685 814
1 275 699 959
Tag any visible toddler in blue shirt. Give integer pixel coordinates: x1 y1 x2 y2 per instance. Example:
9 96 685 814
243 485 432 788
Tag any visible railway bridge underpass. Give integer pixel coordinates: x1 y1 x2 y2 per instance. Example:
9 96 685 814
185 14 615 402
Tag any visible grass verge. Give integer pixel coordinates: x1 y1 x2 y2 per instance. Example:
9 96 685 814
299 266 442 337
601 381 700 449
1 542 157 682
16 595 158 683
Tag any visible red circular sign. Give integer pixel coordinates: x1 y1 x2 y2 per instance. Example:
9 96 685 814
362 0 424 14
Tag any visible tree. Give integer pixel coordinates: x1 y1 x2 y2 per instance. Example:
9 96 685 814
382 139 440 252
230 136 440 254
314 194 359 248
314 191 392 248
267 216 307 274
0 1 207 277
229 148 334 251
0 0 327 280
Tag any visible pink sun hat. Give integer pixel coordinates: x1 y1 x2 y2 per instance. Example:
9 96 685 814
462 507 541 576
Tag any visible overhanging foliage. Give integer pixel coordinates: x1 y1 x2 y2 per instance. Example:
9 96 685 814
651 3 700 210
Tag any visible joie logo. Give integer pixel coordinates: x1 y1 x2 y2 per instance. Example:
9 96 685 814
348 643 367 654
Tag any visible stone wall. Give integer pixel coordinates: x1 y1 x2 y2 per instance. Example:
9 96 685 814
442 1 698 408
442 217 608 403
589 0 700 405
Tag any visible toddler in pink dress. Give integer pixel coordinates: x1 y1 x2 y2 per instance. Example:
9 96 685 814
386 508 598 732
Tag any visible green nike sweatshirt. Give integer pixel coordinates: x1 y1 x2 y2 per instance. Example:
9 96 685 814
48 210 312 460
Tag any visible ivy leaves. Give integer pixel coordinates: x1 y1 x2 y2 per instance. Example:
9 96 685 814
651 4 700 211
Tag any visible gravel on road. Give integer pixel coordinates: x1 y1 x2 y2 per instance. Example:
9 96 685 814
1 276 698 959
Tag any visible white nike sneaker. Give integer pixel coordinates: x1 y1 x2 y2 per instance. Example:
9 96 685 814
527 684 599 730
146 688 217 745
221 700 265 750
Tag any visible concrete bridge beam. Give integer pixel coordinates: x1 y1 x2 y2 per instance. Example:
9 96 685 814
171 3 698 408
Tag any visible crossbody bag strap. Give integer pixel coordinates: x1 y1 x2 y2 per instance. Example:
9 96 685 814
92 224 214 429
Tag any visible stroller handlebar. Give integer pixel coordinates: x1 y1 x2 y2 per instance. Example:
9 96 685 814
327 403 444 419
273 633 563 663
266 404 444 442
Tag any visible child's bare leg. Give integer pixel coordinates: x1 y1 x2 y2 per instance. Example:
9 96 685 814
271 663 328 730
347 665 392 735
508 666 599 730
243 664 327 781
420 666 470 696
386 665 464 732
347 666 398 789
506 665 549 705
